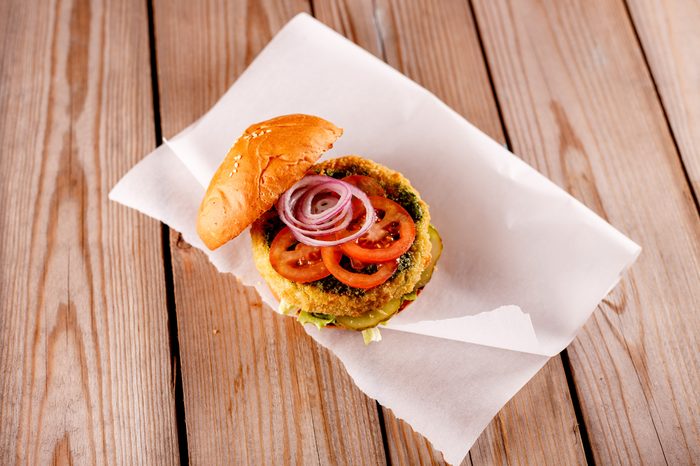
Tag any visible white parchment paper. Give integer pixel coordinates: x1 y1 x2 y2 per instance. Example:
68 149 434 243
109 14 640 464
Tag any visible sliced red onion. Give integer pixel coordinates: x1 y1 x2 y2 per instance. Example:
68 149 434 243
276 175 375 247
299 181 351 222
284 208 353 237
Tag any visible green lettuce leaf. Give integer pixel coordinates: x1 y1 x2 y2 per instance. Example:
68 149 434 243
362 327 382 344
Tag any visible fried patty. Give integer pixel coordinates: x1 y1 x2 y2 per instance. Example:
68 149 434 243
250 156 432 317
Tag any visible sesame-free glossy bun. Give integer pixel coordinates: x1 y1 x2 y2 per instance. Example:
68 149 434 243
197 114 342 250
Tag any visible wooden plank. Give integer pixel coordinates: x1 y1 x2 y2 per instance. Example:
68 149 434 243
312 0 587 464
626 0 700 197
152 1 387 464
471 0 700 464
0 0 179 464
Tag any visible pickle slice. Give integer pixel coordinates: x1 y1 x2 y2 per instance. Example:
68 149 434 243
415 225 443 289
335 297 402 331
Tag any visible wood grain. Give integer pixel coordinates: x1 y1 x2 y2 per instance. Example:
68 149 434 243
0 0 179 464
472 0 700 464
626 0 700 197
313 0 587 464
152 1 386 464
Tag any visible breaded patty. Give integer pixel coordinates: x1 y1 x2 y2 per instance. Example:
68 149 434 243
250 156 432 317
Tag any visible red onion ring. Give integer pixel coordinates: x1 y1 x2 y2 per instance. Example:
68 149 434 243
299 182 352 222
276 175 375 247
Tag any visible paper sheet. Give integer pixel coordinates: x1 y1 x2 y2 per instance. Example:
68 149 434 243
109 14 640 464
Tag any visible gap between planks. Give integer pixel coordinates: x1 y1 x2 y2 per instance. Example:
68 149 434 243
620 0 700 214
146 0 191 463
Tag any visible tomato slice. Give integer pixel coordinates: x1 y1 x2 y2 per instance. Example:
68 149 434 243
269 227 331 283
321 247 397 289
341 175 386 196
340 196 416 263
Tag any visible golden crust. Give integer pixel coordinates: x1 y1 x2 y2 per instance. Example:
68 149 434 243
197 114 342 250
250 156 432 317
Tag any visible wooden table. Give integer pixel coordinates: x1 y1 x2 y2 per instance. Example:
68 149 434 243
2 0 699 464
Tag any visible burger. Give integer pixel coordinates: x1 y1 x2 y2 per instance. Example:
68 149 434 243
197 114 442 343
